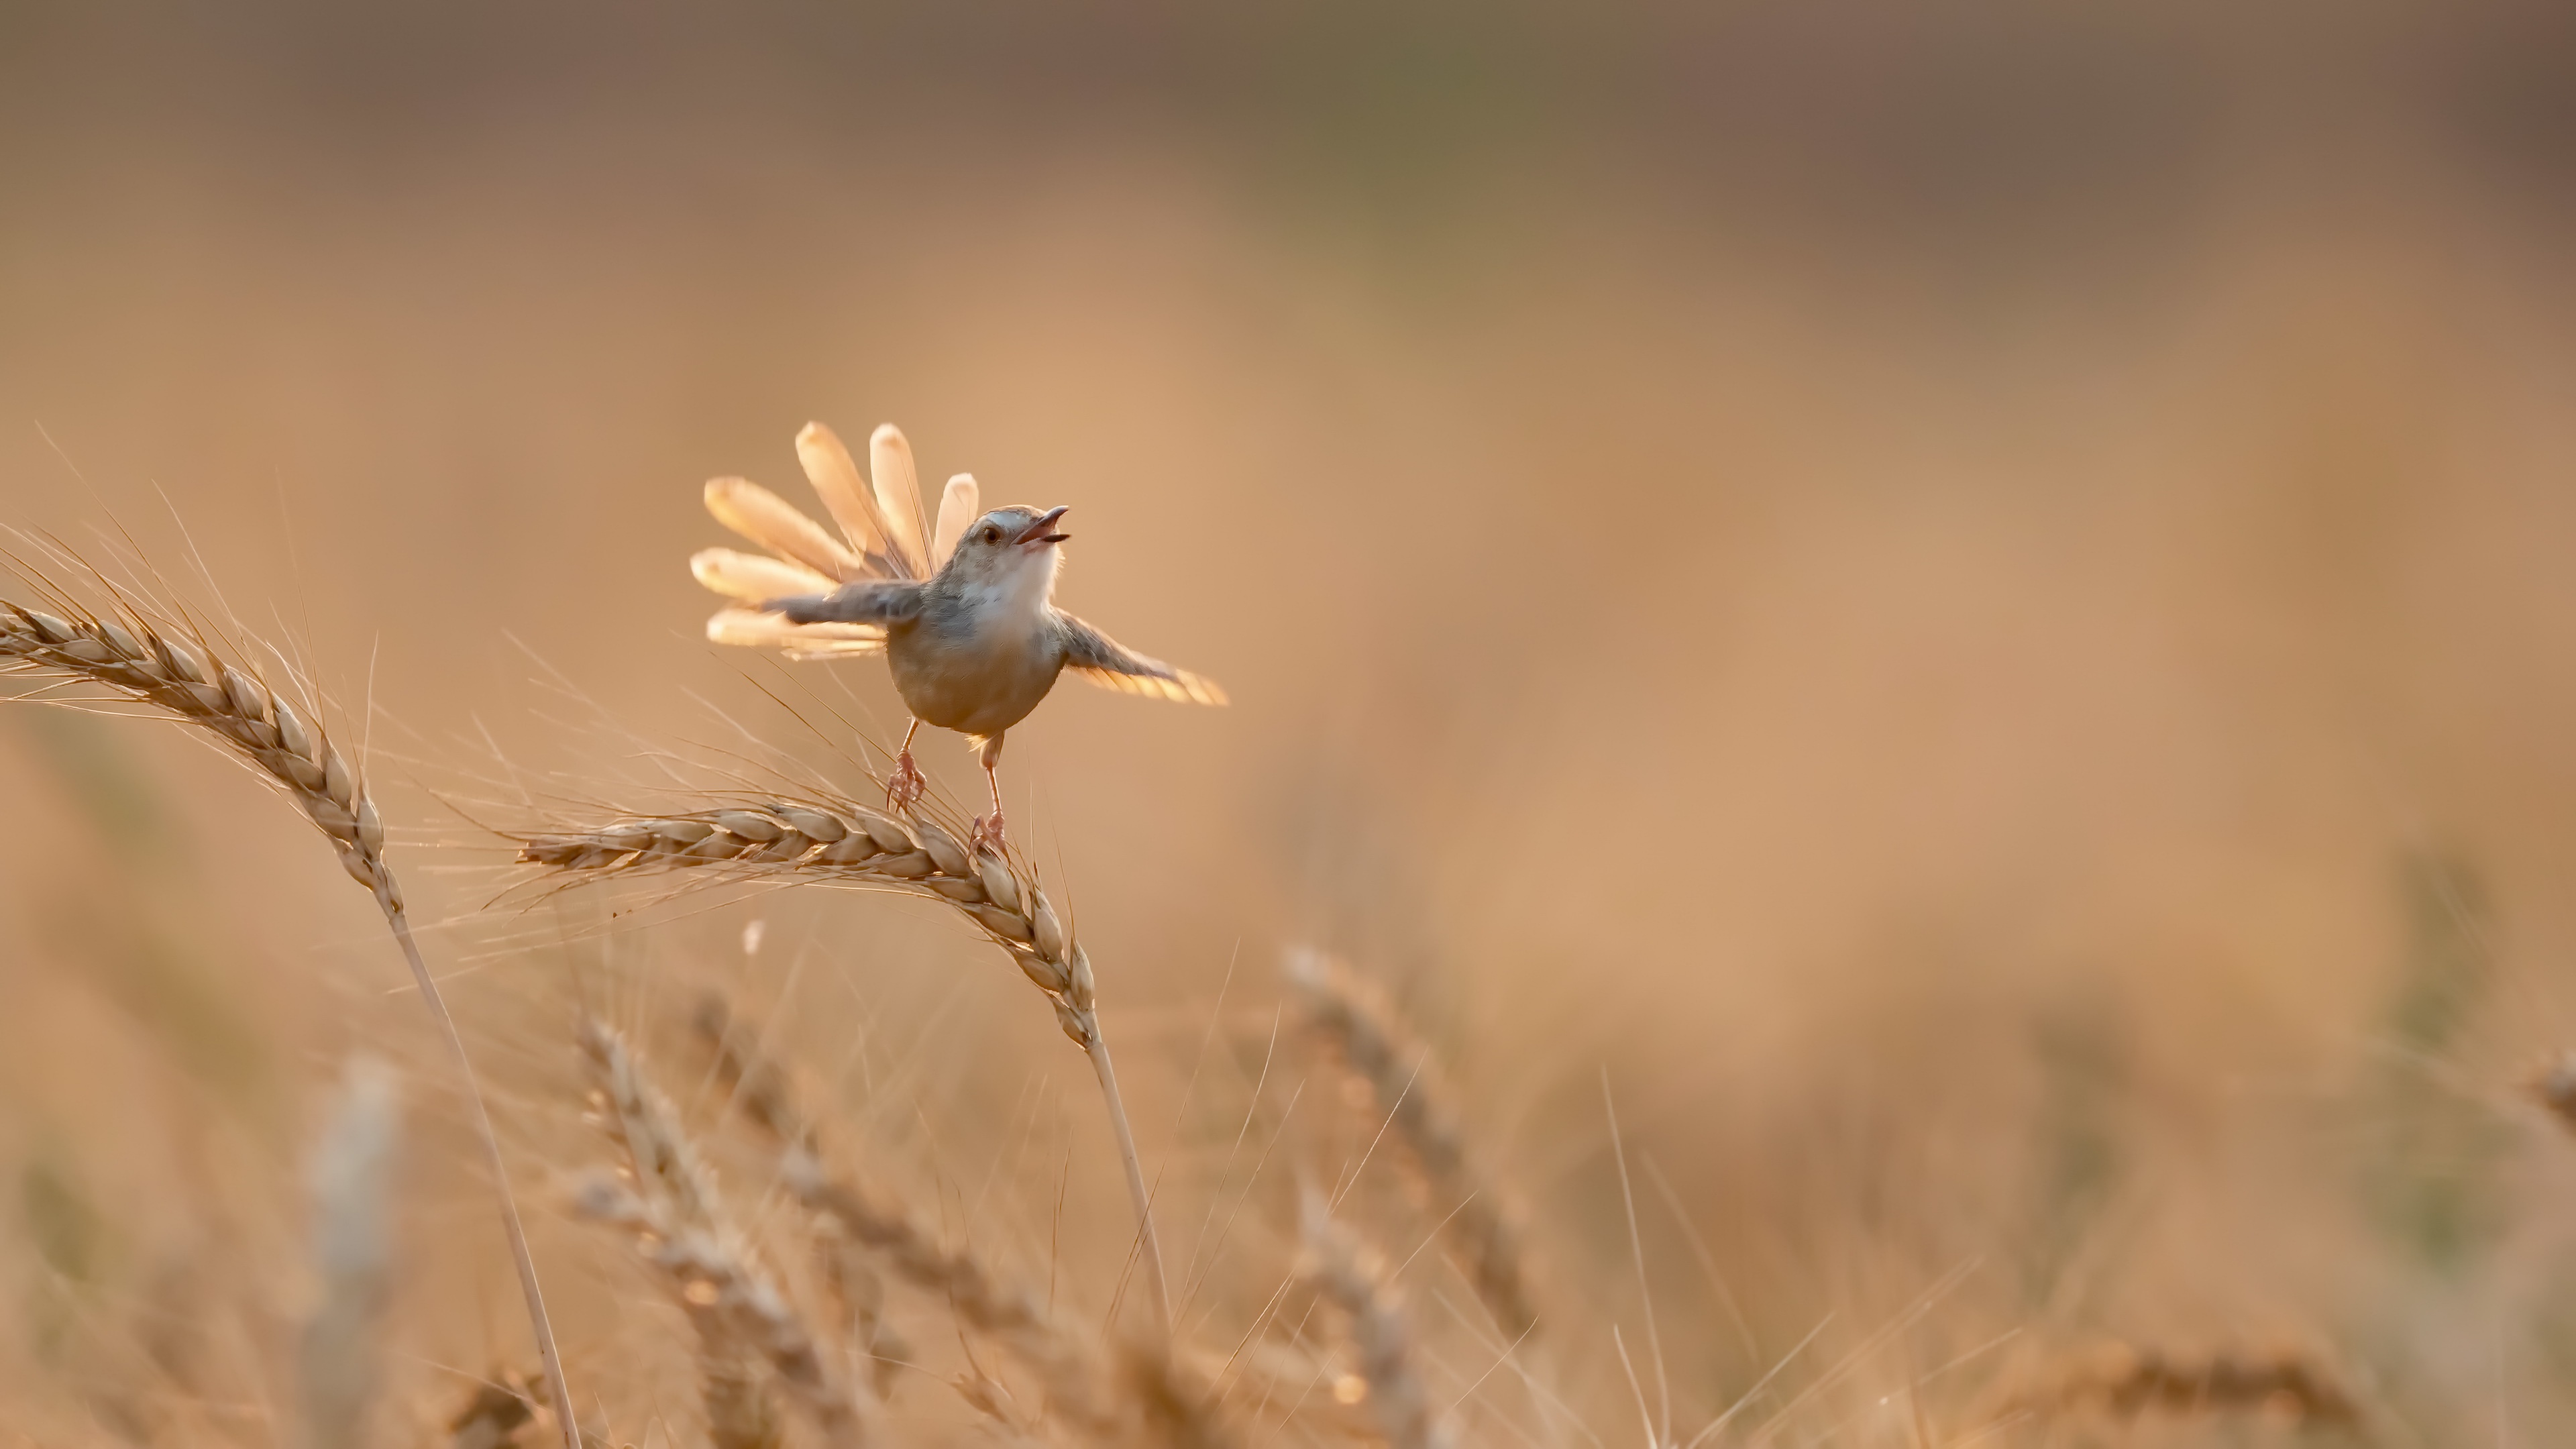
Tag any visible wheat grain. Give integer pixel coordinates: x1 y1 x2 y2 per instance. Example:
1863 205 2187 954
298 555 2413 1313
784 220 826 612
446 1375 536 1449
1286 948 1538 1342
2531 1051 2576 1132
299 1056 401 1449
1122 1344 1240 1449
1998 1342 2361 1429
521 793 1174 1337
575 1018 877 1446
1299 1196 1452 1449
0 576 581 1449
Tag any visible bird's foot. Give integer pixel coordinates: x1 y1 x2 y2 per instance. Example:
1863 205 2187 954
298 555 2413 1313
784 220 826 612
885 751 926 814
969 810 1008 855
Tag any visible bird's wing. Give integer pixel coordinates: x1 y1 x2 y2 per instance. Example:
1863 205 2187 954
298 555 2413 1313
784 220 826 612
705 608 885 659
766 579 925 627
1053 611 1227 705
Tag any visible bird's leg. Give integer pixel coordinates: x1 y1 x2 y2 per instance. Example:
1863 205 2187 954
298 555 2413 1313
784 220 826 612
970 732 1008 854
885 718 926 813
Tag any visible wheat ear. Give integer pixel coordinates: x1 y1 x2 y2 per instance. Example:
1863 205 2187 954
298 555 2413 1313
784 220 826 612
0 586 581 1448
1286 949 1536 1341
1299 1196 1452 1449
299 1056 401 1449
522 794 1172 1337
694 996 908 1398
575 1018 877 1445
1999 1343 2360 1429
690 994 1122 1433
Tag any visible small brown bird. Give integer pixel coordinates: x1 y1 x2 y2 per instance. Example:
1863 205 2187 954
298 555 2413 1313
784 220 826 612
691 422 1224 847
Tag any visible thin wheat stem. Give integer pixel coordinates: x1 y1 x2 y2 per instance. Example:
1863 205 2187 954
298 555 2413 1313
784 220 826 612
1089 1031 1173 1338
386 910 579 1446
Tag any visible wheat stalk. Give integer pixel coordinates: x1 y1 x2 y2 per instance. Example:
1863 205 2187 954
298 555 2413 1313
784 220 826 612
521 792 1173 1338
575 1018 877 1446
299 1056 401 1449
0 580 582 1448
1286 949 1537 1342
1299 1196 1452 1449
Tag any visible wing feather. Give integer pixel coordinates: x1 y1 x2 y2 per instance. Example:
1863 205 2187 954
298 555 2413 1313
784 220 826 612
794 423 907 577
932 473 979 570
691 548 836 604
1055 611 1226 706
704 478 865 581
869 425 932 578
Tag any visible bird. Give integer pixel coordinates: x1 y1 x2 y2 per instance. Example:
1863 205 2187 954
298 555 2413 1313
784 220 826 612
690 421 1224 850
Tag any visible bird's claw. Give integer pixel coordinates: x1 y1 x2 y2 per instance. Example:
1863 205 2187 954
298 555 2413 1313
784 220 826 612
970 810 1008 855
886 751 926 814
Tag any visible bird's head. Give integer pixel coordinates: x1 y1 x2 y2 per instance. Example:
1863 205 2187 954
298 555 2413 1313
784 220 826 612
941 504 1070 604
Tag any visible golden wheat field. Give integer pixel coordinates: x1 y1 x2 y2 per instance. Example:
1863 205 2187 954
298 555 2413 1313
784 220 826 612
7 4 2576 1446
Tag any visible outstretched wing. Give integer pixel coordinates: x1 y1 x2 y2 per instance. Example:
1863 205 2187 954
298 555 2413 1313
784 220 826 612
704 608 885 660
1053 610 1227 705
765 579 924 627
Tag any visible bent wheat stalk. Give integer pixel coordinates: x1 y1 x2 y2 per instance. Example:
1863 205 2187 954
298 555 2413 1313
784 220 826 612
0 586 580 1448
520 792 1173 1337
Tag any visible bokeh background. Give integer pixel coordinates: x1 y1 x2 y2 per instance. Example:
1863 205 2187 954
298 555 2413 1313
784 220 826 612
6 1 2576 1442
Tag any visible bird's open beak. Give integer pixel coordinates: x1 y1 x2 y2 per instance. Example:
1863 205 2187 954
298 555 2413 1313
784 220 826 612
1017 506 1071 549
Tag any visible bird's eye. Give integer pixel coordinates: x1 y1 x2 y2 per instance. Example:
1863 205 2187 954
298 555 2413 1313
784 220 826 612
980 525 1002 545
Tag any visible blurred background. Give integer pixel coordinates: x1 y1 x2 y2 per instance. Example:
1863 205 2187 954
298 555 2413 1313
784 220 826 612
5 1 2576 1442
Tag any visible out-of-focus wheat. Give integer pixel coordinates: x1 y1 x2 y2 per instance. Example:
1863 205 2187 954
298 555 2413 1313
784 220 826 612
1286 948 1537 1342
1299 1197 1452 1449
575 1018 877 1446
445 1375 537 1449
692 991 1118 1430
1122 1346 1240 1449
0 575 581 1448
2530 1051 2576 1132
693 996 908 1399
299 1057 400 1449
522 794 1173 1336
1994 1342 2361 1431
